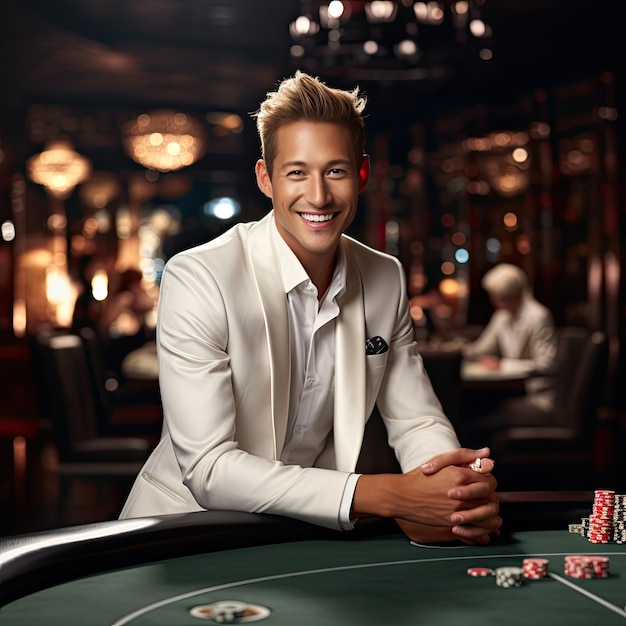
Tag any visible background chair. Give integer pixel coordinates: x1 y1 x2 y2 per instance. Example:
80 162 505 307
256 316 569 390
77 327 162 438
31 330 154 523
483 327 610 490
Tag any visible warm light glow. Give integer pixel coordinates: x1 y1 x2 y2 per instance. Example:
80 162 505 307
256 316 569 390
26 138 92 200
413 2 444 25
396 39 418 57
439 278 461 297
363 40 379 54
365 0 397 23
512 147 528 163
441 261 455 275
123 110 207 172
516 234 532 255
451 231 466 246
410 303 425 322
503 212 518 229
46 266 72 305
469 19 487 37
453 1 469 15
13 299 26 338
91 269 109 302
1 220 15 242
328 1 345 19
290 16 320 37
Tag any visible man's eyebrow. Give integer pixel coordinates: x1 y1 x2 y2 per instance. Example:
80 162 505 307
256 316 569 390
279 159 354 170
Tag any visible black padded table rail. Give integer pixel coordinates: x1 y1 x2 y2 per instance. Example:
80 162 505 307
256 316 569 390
0 490 594 608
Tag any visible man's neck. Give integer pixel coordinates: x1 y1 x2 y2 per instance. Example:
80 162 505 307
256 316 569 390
302 252 337 301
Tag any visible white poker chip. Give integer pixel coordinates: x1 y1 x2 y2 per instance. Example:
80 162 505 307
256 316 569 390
190 601 271 622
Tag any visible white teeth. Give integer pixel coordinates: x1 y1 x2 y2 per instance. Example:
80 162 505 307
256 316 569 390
301 213 335 222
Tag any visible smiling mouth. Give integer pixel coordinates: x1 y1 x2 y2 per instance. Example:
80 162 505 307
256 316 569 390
299 212 338 223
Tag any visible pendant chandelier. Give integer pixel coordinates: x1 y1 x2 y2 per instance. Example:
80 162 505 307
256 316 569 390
26 138 92 200
122 110 207 172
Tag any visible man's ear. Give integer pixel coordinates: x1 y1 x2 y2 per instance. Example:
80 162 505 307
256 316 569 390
358 155 370 193
255 159 273 198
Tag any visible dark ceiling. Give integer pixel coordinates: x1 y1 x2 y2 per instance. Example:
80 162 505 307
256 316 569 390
0 0 622 170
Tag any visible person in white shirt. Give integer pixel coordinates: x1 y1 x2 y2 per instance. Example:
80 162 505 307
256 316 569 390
461 264 558 446
463 263 557 394
119 71 501 545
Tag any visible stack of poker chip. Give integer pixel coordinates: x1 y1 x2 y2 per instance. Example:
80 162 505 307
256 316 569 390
564 555 610 579
612 493 626 543
570 489 626 544
522 558 549 579
587 489 615 544
494 566 524 588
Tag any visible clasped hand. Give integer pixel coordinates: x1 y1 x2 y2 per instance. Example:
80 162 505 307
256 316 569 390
395 447 501 545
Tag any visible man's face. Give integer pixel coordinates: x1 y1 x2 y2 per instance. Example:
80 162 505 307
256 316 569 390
255 121 369 270
489 292 523 315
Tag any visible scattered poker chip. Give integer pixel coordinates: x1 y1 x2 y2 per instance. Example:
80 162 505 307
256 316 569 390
467 567 494 577
495 566 524 588
522 558 549 579
564 555 610 579
190 601 272 623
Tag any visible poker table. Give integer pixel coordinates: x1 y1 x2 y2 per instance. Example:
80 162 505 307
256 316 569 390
1 492 625 625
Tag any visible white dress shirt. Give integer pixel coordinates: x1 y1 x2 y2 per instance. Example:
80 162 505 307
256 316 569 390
272 221 360 529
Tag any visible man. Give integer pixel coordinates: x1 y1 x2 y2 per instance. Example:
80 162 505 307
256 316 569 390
120 71 501 545
461 263 558 447
463 263 557 393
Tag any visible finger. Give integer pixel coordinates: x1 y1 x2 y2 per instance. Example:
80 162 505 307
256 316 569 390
420 447 491 474
451 505 502 528
454 529 493 545
448 476 498 501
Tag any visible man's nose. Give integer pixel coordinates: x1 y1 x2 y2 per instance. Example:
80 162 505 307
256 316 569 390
305 174 331 208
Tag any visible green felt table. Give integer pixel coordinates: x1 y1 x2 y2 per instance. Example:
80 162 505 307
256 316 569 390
1 529 625 626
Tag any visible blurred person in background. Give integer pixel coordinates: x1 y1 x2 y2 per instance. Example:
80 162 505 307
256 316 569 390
460 264 558 445
463 263 557 392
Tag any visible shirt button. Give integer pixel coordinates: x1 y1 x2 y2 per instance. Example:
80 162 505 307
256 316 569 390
295 425 304 433
307 377 315 386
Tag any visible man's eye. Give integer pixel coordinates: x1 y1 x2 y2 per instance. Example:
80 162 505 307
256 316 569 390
329 168 346 175
288 170 304 176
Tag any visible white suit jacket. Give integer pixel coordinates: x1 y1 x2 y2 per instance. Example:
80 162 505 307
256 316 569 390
119 211 460 529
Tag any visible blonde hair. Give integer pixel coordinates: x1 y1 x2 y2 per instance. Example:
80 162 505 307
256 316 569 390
481 264 528 298
252 70 367 176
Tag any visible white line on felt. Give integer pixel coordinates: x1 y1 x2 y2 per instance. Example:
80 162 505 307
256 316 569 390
549 572 626 620
110 550 626 626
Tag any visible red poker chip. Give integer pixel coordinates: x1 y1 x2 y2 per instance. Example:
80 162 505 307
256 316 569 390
467 567 494 577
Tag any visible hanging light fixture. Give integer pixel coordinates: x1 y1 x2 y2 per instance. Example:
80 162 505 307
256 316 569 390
289 0 493 75
26 138 92 200
122 110 207 172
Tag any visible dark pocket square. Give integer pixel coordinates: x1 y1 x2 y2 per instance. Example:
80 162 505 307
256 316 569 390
366 336 389 355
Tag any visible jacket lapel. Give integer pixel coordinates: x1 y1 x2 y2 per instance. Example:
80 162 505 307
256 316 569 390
333 239 367 471
247 212 291 459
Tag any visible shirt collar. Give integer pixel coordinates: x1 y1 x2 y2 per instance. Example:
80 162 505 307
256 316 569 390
270 215 347 299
